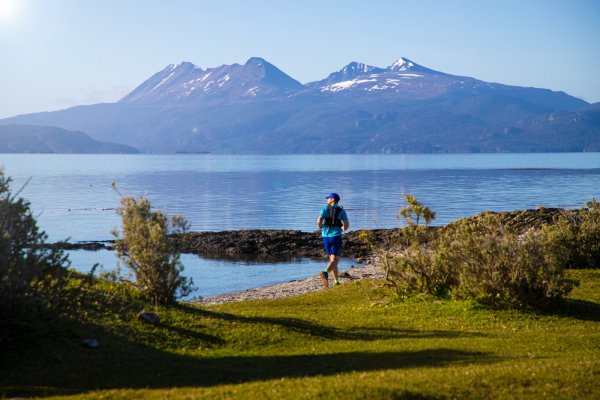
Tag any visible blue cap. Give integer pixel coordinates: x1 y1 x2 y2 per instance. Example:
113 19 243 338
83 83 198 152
325 193 340 201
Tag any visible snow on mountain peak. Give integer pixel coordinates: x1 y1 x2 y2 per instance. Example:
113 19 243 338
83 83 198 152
321 78 378 93
342 62 375 74
166 61 201 71
120 57 304 103
389 57 415 71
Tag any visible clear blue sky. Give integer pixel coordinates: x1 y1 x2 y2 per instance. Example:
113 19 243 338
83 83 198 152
1 0 599 119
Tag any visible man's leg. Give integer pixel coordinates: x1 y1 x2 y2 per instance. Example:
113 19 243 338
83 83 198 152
327 254 340 281
328 236 342 284
321 236 342 287
321 254 338 288
320 237 332 287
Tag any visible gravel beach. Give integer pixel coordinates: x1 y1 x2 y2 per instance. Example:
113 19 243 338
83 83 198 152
191 262 385 306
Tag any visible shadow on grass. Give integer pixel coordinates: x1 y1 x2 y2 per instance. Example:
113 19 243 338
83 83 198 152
177 304 485 341
4 342 496 398
539 298 600 322
1 302 496 398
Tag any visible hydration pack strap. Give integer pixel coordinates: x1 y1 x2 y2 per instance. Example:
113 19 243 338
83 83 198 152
328 205 337 226
326 205 343 227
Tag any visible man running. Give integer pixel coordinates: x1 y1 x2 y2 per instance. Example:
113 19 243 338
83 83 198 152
316 192 350 287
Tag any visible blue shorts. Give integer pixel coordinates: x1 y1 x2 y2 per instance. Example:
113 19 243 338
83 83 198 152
322 236 342 256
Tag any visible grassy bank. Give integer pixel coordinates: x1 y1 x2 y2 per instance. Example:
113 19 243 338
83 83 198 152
2 269 599 399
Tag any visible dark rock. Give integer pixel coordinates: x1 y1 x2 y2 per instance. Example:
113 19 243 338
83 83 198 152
81 338 99 348
137 312 160 325
172 229 378 260
41 208 581 264
38 240 114 251
171 208 582 261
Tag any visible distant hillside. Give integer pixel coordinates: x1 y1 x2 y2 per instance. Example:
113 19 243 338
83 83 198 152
0 56 597 153
0 125 139 153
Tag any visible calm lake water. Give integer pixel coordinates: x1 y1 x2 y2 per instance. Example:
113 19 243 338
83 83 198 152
2 153 599 298
66 250 357 300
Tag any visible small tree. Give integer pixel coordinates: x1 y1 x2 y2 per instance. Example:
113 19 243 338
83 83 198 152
112 188 193 305
0 169 71 323
398 194 436 227
384 194 449 297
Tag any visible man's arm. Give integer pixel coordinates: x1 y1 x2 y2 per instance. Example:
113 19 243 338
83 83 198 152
342 219 350 232
317 216 324 229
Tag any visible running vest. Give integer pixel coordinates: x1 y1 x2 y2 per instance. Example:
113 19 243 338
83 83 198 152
323 205 344 227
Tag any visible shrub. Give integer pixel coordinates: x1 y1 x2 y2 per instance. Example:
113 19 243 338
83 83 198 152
438 214 576 308
382 195 577 309
579 199 600 267
112 191 194 305
0 170 72 325
384 195 453 298
541 200 600 269
383 242 456 299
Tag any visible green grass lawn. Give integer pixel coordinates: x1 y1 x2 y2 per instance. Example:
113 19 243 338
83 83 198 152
2 269 599 399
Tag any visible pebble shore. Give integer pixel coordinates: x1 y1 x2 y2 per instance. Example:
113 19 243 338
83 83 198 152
191 263 385 306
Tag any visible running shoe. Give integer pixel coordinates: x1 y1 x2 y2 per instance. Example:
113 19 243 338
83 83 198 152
320 271 329 288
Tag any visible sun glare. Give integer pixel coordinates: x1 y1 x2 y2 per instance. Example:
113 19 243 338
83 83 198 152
0 0 22 23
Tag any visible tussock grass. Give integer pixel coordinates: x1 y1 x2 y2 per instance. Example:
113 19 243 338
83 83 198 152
1 269 599 399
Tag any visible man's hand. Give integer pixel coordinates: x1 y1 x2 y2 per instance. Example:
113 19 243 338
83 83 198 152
342 220 350 232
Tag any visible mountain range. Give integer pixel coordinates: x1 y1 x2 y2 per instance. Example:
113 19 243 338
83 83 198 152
1 57 598 153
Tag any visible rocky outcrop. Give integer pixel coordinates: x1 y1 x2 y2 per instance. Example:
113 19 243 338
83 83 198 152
174 207 574 260
43 241 114 251
172 229 385 261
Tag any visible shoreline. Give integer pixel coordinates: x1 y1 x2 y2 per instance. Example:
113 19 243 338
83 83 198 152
190 262 385 306
183 207 571 305
46 207 572 305
45 207 569 257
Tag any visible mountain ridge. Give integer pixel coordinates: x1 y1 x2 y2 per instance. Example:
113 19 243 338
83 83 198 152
0 56 596 154
120 57 303 104
0 124 140 153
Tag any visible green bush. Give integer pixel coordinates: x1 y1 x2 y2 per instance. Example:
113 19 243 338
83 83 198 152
382 196 577 309
541 200 600 269
384 195 453 298
112 192 194 305
383 238 456 299
438 214 575 308
0 170 73 325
